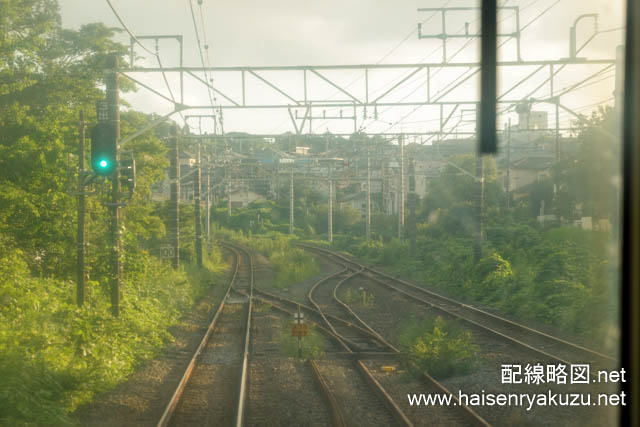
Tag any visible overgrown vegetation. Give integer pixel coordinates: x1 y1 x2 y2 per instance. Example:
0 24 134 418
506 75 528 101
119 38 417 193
330 218 615 343
216 228 319 289
0 2 228 424
0 246 225 425
399 316 479 379
343 288 375 308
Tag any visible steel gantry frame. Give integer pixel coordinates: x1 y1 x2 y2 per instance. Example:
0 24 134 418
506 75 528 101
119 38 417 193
117 57 618 144
120 5 618 140
120 58 615 109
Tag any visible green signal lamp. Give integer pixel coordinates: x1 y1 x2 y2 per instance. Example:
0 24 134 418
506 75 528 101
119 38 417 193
91 122 117 175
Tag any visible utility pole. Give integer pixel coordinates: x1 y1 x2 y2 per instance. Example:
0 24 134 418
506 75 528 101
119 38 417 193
408 159 417 255
366 152 371 240
408 193 417 255
474 153 485 263
289 166 294 234
77 110 86 307
506 119 511 209
555 97 560 163
398 134 405 241
227 163 231 217
194 142 203 267
328 162 333 242
107 55 121 317
169 125 180 269
206 164 211 248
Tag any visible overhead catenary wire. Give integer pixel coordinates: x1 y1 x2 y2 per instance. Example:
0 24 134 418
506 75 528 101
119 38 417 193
375 0 563 134
105 0 157 58
105 0 186 124
197 0 224 133
360 0 522 132
188 0 221 134
307 0 454 132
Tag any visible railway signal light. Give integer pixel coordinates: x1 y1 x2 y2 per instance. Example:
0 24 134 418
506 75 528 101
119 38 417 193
120 157 136 195
90 122 117 175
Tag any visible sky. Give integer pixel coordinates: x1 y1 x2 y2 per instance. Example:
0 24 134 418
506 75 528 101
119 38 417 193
57 0 626 138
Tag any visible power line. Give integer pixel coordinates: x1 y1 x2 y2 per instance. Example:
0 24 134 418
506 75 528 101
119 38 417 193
105 0 186 124
188 0 220 134
197 0 224 133
377 0 563 133
104 0 158 58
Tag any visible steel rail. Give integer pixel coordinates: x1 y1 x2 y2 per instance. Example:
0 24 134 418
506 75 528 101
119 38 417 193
225 243 411 425
319 251 492 427
247 243 488 426
306 261 413 427
219 242 254 427
156 243 241 427
299 244 617 368
308 269 397 353
332 268 399 352
355 360 414 427
309 360 348 427
253 285 392 346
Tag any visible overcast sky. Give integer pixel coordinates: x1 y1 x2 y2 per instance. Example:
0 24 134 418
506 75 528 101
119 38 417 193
57 0 626 138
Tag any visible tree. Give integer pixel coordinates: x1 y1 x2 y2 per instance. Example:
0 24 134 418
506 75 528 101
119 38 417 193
553 106 619 221
0 0 139 278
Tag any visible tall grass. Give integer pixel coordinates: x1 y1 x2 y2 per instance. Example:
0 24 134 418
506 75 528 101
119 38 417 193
216 229 319 289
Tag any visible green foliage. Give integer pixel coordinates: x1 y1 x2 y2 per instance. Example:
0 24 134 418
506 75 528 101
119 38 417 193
399 316 479 379
553 106 619 220
343 288 354 304
0 247 225 426
216 228 319 289
360 290 374 307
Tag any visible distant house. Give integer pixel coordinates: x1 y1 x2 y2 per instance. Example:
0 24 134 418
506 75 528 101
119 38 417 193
229 189 266 208
509 156 554 198
339 191 378 218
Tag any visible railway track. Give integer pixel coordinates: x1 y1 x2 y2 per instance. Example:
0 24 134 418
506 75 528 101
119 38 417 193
304 250 490 426
222 242 352 427
158 241 489 426
299 243 618 375
156 243 252 427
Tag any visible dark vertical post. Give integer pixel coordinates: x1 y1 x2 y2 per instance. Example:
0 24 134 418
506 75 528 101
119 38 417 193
480 0 497 154
289 166 294 235
366 138 371 240
206 164 211 249
398 134 405 240
106 55 121 316
169 125 180 269
555 97 560 163
297 304 302 358
622 1 640 424
77 110 86 307
474 153 485 263
195 141 203 267
328 163 333 242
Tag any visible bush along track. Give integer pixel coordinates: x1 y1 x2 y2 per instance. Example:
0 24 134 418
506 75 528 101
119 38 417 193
216 228 319 289
0 248 226 426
